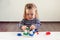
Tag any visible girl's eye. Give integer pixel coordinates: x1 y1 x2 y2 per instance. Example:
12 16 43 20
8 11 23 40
26 13 33 15
31 14 33 15
27 14 29 15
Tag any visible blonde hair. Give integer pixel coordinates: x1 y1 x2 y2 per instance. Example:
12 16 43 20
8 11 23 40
23 3 39 19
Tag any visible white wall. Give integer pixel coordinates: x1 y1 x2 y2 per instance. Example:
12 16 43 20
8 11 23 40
0 0 60 21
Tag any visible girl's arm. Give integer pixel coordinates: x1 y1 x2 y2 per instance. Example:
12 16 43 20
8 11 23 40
35 20 41 29
32 19 41 29
18 19 25 28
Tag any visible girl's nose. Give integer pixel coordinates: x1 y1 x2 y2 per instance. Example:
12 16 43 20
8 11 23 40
29 15 31 16
29 15 33 18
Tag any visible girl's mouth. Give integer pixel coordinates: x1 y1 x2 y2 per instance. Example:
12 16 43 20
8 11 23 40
29 18 33 20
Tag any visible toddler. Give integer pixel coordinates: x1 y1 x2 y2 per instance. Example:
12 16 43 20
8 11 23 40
20 3 40 31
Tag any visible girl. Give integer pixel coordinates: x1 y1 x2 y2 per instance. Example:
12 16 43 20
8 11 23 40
20 3 40 31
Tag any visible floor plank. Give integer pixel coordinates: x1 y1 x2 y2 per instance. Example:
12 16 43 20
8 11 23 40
0 22 60 32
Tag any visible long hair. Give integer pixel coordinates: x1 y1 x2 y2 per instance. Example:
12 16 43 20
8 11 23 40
23 3 39 19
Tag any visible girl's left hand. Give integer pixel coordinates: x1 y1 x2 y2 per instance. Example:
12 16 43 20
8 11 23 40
30 25 36 30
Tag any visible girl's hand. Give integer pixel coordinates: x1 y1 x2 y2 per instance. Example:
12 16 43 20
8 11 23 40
30 25 36 30
21 25 27 31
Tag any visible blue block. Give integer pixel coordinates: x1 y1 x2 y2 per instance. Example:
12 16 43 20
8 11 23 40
29 34 34 36
35 29 38 32
17 33 22 36
33 31 35 34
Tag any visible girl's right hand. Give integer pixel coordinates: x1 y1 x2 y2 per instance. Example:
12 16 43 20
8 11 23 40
21 26 27 31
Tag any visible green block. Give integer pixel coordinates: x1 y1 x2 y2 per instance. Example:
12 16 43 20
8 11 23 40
26 27 30 30
23 32 29 35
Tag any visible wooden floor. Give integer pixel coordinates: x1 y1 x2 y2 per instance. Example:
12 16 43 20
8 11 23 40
0 22 60 32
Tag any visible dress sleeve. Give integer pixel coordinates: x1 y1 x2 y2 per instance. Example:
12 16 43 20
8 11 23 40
33 19 41 29
18 19 25 28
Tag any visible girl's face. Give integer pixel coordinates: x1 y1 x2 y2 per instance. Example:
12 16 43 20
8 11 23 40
25 9 36 20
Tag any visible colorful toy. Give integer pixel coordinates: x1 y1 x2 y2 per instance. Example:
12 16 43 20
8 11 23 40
36 32 39 35
29 31 34 36
17 27 39 37
35 29 38 32
26 27 30 30
29 33 34 36
23 30 29 35
46 31 51 35
17 33 22 36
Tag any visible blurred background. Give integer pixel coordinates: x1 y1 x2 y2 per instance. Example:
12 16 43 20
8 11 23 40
0 0 60 32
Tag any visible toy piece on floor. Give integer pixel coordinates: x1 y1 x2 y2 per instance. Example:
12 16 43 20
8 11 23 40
32 29 39 35
36 32 39 35
35 29 39 35
23 30 29 35
46 31 51 35
23 27 30 35
29 31 34 36
17 33 22 36
35 29 38 32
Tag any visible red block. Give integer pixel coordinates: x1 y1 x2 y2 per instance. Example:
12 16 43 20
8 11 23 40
46 31 51 35
36 32 39 35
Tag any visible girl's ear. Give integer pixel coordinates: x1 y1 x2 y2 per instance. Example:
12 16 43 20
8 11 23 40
35 10 37 18
35 9 38 19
